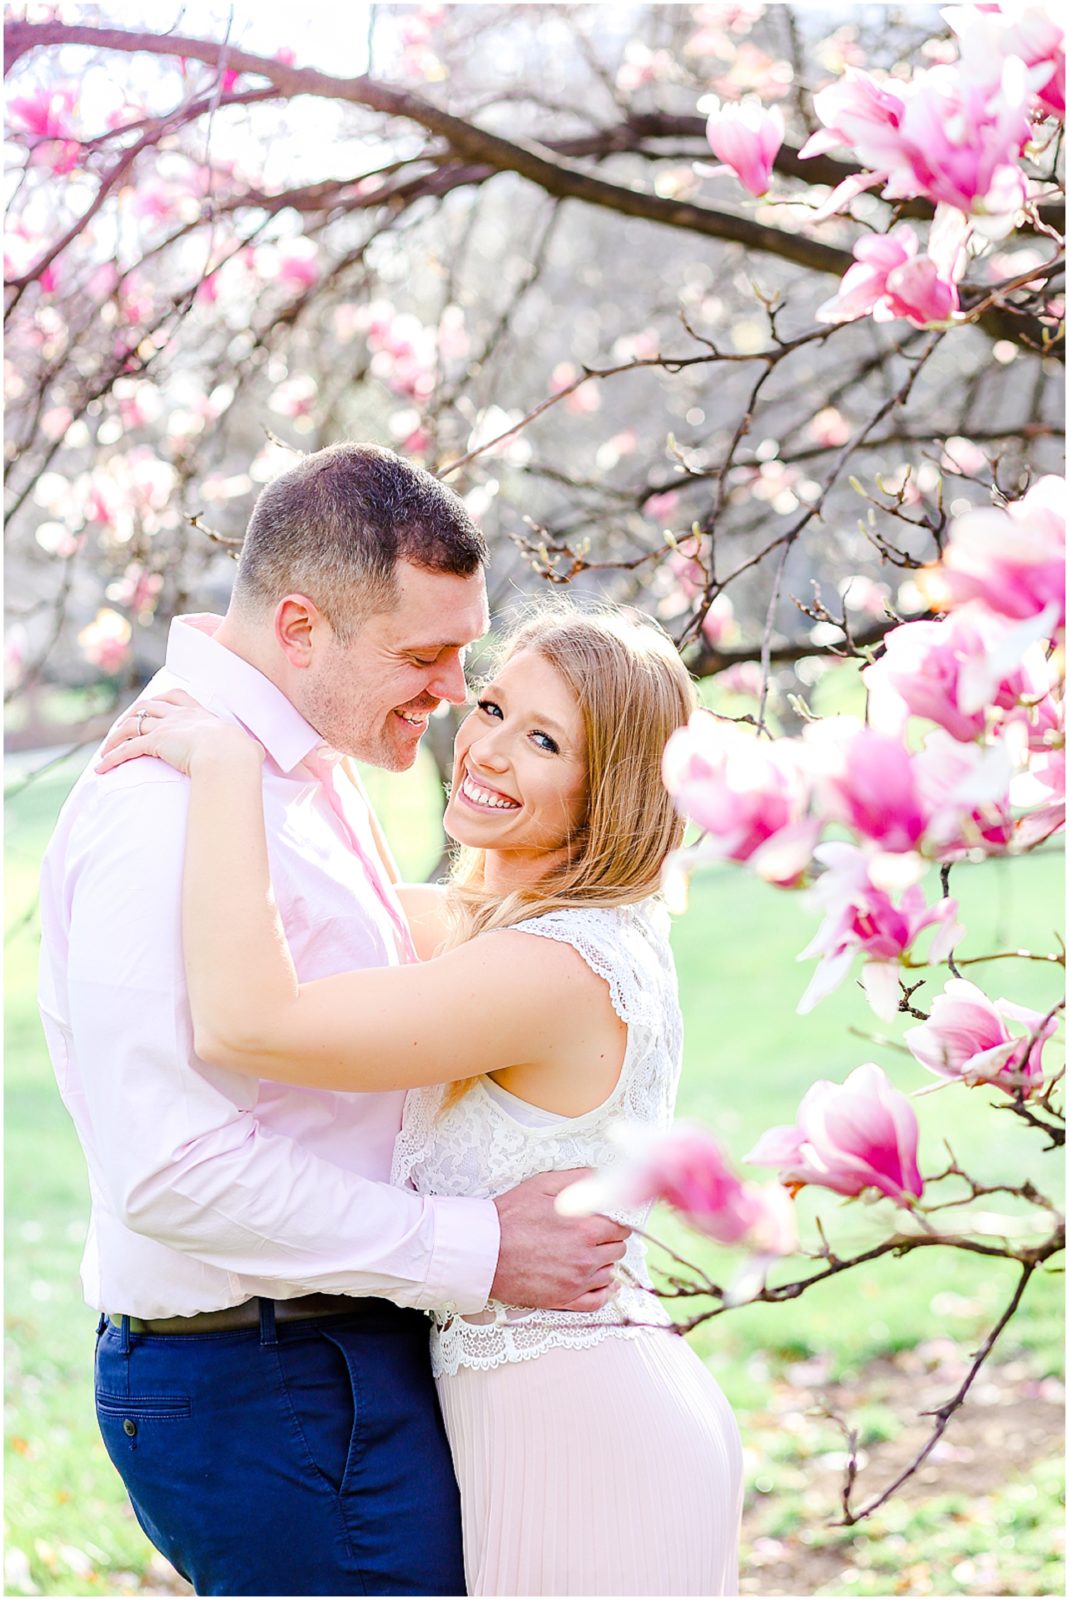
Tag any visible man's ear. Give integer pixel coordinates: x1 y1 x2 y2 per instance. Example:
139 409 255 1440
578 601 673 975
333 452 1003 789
274 594 327 670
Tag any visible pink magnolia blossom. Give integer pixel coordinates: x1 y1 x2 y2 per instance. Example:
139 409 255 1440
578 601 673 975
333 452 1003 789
807 722 928 853
616 42 675 92
268 374 318 420
817 226 959 328
746 1063 924 1206
863 606 1053 742
365 307 437 401
114 379 162 432
945 3 1066 120
713 43 794 101
1009 680 1064 754
663 713 820 885
133 183 181 224
7 83 82 173
105 102 148 131
800 68 911 173
808 406 851 447
399 424 430 456
276 243 320 290
801 59 1032 231
914 729 1017 858
1010 744 1066 849
76 450 179 543
613 328 660 362
904 978 1057 1097
7 84 78 141
718 660 765 698
662 546 740 648
839 574 892 617
700 593 738 649
646 491 680 526
798 842 962 1018
687 4 766 59
82 473 124 530
663 535 706 594
78 608 132 674
31 137 81 176
105 562 163 619
940 435 990 476
704 95 785 196
922 476 1066 635
558 1123 796 1256
891 58 1032 226
399 4 447 80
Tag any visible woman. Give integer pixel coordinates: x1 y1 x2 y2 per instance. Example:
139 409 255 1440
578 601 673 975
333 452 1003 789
97 603 743 1597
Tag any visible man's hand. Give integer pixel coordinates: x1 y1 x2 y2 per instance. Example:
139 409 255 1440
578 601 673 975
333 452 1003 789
490 1169 630 1312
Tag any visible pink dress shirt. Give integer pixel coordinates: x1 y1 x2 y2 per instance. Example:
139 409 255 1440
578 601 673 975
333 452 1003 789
38 614 500 1320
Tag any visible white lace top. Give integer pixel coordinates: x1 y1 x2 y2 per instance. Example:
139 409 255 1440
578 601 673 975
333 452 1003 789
390 900 682 1376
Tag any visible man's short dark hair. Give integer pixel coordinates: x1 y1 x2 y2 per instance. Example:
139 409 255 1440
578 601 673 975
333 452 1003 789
231 443 488 639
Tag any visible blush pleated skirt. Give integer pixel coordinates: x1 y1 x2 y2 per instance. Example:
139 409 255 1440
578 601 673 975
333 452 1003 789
435 1327 742 1596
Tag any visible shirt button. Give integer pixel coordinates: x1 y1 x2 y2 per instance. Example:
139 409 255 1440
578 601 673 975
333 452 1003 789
122 1419 137 1437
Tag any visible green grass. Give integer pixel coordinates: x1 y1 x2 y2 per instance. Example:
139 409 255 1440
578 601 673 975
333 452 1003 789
5 753 1064 1596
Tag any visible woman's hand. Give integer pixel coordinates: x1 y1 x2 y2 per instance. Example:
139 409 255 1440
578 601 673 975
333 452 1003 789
96 689 264 778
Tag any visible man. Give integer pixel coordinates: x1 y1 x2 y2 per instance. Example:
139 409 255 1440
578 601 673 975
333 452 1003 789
38 443 628 1597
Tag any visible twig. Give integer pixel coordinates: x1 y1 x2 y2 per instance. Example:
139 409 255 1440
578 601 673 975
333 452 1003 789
835 1261 1039 1524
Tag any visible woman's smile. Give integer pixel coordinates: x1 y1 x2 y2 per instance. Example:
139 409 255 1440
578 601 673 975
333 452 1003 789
458 767 522 812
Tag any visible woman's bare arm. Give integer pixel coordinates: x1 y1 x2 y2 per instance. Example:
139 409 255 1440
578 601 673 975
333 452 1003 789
181 755 610 1091
96 698 617 1098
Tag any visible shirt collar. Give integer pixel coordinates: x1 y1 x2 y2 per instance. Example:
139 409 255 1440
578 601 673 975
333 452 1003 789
164 614 323 775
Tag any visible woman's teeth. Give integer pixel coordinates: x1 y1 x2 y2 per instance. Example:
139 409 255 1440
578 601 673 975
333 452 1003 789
461 772 520 810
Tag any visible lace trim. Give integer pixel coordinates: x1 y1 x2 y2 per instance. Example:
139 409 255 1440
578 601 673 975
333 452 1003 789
432 1318 657 1377
430 1286 673 1377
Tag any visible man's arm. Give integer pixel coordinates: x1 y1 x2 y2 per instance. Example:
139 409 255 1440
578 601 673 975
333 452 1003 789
60 771 498 1313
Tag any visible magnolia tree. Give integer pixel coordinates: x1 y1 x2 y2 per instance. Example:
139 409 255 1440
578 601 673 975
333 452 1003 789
4 0 1065 1523
3 4 1064 718
564 483 1065 1519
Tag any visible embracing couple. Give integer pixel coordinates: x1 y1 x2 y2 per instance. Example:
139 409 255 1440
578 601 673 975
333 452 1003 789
39 443 742 1598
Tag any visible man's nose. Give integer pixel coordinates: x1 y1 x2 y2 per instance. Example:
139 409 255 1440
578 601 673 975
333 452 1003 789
430 653 468 705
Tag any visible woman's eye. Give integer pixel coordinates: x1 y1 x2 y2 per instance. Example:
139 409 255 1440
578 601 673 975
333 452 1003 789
476 698 503 719
531 730 559 754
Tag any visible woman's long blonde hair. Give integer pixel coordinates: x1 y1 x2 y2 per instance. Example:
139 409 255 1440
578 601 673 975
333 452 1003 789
438 601 697 1104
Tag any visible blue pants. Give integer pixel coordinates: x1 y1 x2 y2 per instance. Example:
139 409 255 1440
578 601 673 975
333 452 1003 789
94 1299 465 1596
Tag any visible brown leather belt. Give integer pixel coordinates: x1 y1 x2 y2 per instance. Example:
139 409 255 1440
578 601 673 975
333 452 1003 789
108 1293 359 1335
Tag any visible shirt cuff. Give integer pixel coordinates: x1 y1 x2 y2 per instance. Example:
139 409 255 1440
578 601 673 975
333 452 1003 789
416 1195 500 1315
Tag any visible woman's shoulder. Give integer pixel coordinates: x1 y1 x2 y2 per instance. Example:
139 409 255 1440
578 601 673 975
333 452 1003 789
504 898 675 1025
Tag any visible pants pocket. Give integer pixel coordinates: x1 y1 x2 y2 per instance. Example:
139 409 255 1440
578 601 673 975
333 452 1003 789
96 1391 192 1420
273 1329 360 1496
